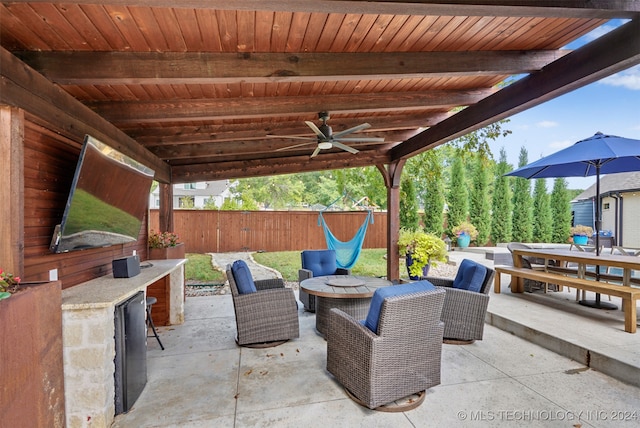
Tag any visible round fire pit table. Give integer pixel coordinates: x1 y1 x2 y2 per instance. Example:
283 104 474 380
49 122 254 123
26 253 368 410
299 275 392 336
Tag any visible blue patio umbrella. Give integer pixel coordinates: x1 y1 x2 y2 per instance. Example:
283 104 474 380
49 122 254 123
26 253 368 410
506 132 640 308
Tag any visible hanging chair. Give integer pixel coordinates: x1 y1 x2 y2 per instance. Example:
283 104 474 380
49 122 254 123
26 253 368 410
318 210 374 269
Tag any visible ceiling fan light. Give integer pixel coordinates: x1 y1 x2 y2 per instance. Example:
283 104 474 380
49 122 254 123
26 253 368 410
318 141 333 150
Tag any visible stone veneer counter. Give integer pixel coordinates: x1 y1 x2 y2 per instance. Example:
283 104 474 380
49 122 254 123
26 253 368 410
61 258 186 428
62 259 186 309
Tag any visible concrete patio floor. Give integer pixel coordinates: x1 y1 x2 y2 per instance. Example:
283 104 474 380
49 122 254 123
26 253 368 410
113 251 640 427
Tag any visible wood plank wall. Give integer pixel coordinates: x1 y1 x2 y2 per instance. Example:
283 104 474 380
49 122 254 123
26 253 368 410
149 209 387 253
23 118 148 289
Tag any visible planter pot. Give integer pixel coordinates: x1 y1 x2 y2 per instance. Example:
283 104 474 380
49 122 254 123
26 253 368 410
405 254 430 280
149 242 185 260
573 235 588 245
0 281 65 427
457 233 471 248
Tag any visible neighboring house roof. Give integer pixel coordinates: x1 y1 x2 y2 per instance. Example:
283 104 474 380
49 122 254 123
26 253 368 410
574 172 640 201
151 180 234 198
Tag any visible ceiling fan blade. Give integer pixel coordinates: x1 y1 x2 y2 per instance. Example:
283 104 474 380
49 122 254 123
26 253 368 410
305 121 328 139
275 141 316 151
332 123 371 139
333 137 385 142
332 141 359 154
310 146 322 158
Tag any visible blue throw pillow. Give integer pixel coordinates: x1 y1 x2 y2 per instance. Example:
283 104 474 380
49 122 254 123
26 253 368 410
452 259 487 293
301 250 337 276
363 280 435 333
231 260 257 294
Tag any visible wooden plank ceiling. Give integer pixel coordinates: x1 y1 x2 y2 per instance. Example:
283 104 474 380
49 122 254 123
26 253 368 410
1 1 639 183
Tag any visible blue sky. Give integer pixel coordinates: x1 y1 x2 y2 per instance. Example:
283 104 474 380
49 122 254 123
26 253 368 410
487 20 640 190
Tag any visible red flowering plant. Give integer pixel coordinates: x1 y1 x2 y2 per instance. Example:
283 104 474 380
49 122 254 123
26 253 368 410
0 268 21 299
148 230 180 248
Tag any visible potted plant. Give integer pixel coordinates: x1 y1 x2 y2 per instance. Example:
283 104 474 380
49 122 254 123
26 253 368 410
148 230 185 259
0 268 21 300
570 224 593 245
398 228 448 279
452 221 478 248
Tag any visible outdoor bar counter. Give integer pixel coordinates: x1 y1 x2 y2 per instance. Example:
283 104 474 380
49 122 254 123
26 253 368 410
61 258 186 428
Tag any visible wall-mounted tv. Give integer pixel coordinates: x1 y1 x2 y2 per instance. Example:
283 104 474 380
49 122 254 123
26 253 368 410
50 135 155 253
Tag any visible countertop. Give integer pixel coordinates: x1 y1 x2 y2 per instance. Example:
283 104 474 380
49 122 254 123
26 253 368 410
62 259 187 310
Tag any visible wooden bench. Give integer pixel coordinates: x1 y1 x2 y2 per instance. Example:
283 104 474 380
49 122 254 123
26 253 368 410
494 266 640 333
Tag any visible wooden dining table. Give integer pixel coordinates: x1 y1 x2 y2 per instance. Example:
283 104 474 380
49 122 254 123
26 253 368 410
512 247 640 308
512 248 640 289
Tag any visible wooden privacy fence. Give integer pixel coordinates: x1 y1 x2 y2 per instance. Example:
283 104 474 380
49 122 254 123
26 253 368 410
149 210 387 253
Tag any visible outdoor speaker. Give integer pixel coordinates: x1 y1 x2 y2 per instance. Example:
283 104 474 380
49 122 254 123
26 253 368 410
112 255 141 278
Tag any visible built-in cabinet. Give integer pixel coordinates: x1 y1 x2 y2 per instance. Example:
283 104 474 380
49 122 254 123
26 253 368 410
61 260 186 428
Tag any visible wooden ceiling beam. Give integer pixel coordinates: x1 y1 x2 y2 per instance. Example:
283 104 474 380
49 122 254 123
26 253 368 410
149 130 415 160
170 150 392 183
0 47 171 182
90 89 493 123
391 18 640 160
17 51 567 85
130 113 449 145
5 1 638 19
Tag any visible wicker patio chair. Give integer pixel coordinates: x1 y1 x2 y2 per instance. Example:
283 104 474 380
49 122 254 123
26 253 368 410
226 262 299 347
422 259 495 343
298 249 350 312
326 282 445 410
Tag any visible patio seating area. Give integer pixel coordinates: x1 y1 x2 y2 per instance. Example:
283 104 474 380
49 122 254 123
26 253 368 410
112 250 640 427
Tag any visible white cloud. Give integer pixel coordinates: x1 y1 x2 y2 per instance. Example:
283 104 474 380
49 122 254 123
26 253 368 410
548 140 572 150
600 65 640 91
536 120 558 128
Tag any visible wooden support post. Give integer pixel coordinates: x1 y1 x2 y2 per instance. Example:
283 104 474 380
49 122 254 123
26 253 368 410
159 182 174 232
0 106 24 276
376 160 406 282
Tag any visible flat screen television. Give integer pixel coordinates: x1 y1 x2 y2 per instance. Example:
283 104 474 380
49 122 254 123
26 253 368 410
50 135 155 253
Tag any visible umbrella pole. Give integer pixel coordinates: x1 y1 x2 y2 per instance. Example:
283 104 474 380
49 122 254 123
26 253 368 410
578 165 617 310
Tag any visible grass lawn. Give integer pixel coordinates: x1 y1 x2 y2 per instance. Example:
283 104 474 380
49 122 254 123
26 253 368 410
253 249 393 281
185 253 225 283
185 249 406 283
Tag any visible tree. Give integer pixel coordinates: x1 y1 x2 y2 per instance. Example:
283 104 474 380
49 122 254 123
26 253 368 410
179 196 195 209
399 176 420 230
411 149 445 237
203 197 219 210
232 175 304 209
446 154 468 236
469 154 492 245
491 148 513 244
446 119 512 158
511 147 533 242
335 167 387 209
532 179 552 242
550 178 572 243
299 172 340 206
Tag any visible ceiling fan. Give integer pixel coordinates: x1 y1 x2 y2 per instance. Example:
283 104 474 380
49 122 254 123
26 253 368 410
273 112 384 158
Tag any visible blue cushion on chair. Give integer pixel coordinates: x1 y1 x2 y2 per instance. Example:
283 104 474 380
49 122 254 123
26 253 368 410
231 260 257 294
452 259 487 293
301 250 338 277
363 280 435 333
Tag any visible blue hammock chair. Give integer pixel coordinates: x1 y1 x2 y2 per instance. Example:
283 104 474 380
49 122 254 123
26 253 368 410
318 210 374 269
